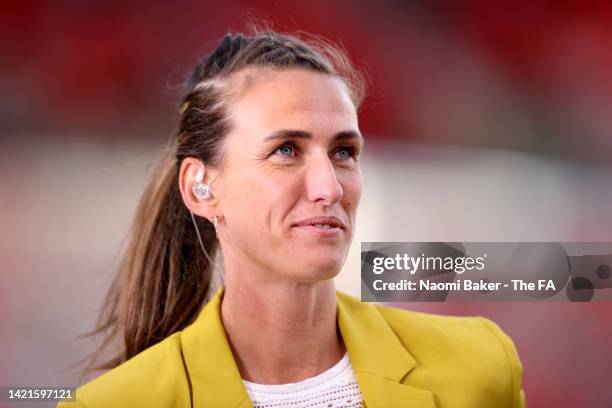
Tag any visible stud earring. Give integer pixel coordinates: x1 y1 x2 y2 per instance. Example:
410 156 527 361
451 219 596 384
192 163 213 200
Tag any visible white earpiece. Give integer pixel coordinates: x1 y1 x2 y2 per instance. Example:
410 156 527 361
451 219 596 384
192 163 212 199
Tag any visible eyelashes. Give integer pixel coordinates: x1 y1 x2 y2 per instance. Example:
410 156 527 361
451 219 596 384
271 142 359 161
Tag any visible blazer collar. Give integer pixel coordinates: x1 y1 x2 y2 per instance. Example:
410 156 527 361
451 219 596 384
181 288 435 408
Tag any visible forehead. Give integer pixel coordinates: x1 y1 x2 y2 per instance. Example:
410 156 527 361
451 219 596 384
227 69 359 138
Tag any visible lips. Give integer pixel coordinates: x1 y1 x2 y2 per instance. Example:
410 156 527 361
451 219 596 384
293 215 346 230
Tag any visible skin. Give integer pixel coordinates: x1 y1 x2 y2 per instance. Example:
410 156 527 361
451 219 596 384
179 68 363 384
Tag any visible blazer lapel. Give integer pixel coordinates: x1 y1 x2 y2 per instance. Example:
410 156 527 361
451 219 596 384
336 291 437 408
181 288 253 408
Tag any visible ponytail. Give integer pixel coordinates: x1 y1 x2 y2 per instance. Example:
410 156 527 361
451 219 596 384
87 139 219 371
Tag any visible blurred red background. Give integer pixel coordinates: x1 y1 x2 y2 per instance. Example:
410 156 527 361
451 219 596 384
1 1 612 407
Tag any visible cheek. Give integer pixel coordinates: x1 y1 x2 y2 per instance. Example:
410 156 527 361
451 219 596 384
223 177 264 220
221 169 300 227
340 171 362 212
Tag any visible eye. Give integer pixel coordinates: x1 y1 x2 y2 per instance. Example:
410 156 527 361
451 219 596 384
273 143 297 157
333 146 356 161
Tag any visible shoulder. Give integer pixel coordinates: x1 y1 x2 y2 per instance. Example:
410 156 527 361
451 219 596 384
376 302 522 368
379 304 525 405
336 291 525 406
338 291 522 368
57 332 191 408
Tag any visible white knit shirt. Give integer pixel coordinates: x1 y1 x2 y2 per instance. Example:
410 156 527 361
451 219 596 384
242 352 363 408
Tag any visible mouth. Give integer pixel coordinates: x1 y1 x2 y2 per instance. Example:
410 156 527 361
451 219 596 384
292 215 346 232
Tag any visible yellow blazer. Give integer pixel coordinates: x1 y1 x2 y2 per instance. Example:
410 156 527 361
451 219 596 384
59 288 525 407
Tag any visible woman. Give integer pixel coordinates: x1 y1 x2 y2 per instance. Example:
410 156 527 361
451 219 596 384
59 30 525 408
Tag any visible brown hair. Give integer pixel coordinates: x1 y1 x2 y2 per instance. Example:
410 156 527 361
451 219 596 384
85 28 366 373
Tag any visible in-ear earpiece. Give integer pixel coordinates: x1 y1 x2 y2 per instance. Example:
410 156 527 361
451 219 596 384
192 163 213 199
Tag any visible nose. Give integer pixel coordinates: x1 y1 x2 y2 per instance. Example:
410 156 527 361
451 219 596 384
305 155 343 205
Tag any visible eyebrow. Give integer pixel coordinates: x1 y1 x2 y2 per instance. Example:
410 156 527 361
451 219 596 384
262 129 364 143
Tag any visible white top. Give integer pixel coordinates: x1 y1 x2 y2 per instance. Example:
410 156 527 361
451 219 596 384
242 352 363 408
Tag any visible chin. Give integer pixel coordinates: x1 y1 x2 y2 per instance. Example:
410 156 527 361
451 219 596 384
297 257 344 282
281 243 349 281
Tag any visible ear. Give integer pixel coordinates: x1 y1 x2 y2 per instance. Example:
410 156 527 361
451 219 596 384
178 157 220 222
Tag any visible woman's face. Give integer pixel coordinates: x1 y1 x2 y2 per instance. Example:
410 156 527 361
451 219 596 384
215 68 363 283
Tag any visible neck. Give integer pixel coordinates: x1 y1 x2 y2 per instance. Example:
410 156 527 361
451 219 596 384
220 272 345 384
